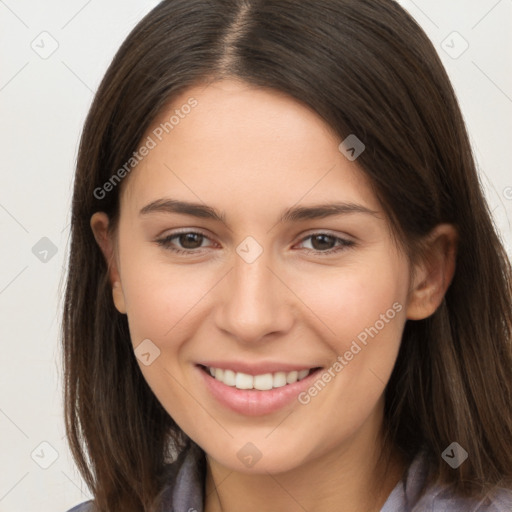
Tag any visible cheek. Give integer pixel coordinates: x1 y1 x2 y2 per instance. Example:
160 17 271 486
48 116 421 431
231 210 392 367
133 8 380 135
292 253 409 345
122 261 216 347
294 255 408 411
118 252 215 410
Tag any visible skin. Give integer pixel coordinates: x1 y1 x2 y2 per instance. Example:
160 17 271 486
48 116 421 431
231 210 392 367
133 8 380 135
91 79 457 512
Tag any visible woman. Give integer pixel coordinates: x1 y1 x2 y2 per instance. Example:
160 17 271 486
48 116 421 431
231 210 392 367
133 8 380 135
63 0 512 511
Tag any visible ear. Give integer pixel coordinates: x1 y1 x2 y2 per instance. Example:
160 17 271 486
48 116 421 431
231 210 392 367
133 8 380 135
406 224 458 320
90 212 127 314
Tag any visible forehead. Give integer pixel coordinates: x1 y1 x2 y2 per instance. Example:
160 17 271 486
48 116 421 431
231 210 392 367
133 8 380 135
121 79 380 217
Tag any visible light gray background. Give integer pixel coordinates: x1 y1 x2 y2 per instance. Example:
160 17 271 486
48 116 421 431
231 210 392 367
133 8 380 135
0 1 511 511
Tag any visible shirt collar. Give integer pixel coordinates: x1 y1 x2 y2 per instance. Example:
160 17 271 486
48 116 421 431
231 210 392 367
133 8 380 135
165 443 510 512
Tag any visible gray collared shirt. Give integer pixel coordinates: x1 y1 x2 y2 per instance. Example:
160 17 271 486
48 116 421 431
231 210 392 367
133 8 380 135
67 442 512 511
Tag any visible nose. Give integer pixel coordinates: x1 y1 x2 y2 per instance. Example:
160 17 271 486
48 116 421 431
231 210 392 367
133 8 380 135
214 245 294 345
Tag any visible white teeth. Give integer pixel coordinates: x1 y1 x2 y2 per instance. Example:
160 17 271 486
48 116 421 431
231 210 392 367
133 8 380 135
298 369 309 380
253 373 273 391
206 366 314 390
223 369 236 386
235 372 253 389
272 372 287 388
286 371 298 384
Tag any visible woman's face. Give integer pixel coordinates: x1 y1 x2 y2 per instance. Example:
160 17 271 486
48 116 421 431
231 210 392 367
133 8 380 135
94 79 417 474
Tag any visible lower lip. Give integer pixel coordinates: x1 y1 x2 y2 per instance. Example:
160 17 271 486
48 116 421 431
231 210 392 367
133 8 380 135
196 365 322 416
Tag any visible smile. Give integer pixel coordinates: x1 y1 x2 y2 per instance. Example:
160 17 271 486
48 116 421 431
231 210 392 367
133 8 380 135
202 365 314 390
196 363 324 416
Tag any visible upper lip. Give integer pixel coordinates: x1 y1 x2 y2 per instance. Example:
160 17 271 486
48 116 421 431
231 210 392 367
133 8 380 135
197 360 322 376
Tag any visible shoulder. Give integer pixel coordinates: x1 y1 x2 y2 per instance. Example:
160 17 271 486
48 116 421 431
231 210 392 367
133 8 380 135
65 442 205 512
402 450 512 511
65 502 94 512
416 486 512 511
157 440 206 510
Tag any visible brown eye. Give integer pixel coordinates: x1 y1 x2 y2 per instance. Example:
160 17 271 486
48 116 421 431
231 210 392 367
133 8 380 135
177 233 204 249
156 230 213 254
297 233 355 255
310 234 336 251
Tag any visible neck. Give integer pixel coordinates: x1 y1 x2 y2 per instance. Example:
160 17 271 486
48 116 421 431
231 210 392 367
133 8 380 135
204 417 406 512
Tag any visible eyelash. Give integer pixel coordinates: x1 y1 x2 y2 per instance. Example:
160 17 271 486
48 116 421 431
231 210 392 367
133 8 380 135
155 230 355 256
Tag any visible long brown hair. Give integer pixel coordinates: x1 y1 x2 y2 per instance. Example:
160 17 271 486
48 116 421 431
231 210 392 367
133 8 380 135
62 0 512 510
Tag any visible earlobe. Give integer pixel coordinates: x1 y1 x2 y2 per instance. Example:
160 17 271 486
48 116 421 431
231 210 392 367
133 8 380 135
90 212 127 314
112 280 127 314
406 224 458 320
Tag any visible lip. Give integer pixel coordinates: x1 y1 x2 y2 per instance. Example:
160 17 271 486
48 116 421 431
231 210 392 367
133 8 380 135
196 360 318 376
195 364 323 416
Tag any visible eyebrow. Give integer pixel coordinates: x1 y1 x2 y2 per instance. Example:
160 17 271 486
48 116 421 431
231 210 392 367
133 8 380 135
139 198 379 225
